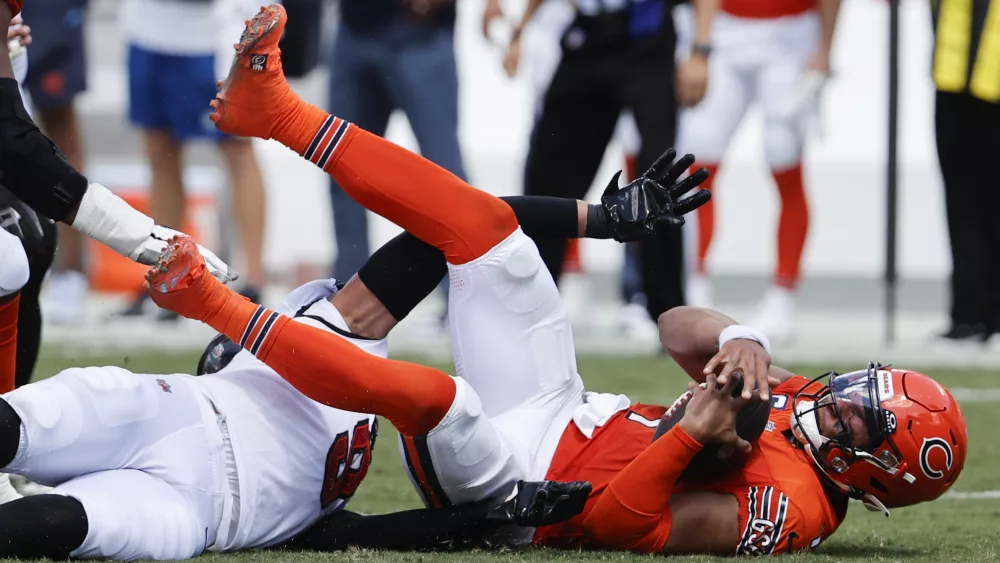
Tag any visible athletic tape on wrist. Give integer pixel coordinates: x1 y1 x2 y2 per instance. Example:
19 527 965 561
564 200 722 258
71 183 154 259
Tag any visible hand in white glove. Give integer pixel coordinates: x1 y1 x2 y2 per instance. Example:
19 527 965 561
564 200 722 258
71 183 240 284
132 225 239 284
774 68 828 139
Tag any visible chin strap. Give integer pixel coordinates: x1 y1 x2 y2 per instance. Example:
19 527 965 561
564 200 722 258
861 493 891 517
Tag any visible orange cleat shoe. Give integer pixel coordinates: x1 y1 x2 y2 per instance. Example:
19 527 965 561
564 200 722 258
212 4 297 139
145 236 236 324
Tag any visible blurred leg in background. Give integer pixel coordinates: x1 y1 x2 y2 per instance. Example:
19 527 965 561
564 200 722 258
747 11 820 344
20 0 89 325
328 7 463 327
326 22 389 282
936 91 993 343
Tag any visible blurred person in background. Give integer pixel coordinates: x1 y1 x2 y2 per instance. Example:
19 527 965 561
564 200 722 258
489 0 717 330
486 0 650 332
120 0 269 319
6 14 27 103
676 0 841 345
932 0 1000 344
18 0 90 325
327 0 466 291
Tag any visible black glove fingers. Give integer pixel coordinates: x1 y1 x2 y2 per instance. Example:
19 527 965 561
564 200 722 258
674 188 712 216
660 152 695 185
644 148 677 180
666 166 710 199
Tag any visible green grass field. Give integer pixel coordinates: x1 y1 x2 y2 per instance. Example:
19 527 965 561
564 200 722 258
31 350 1000 563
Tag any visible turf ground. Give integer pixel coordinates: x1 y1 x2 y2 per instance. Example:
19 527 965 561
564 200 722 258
31 349 1000 563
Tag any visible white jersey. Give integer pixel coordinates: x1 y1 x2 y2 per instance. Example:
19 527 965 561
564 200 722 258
120 0 218 55
197 279 383 551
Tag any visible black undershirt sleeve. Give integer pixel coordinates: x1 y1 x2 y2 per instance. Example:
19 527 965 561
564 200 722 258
358 195 596 322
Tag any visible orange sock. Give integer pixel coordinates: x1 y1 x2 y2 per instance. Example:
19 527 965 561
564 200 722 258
205 294 456 436
694 164 719 274
270 101 517 264
0 295 18 394
773 164 809 289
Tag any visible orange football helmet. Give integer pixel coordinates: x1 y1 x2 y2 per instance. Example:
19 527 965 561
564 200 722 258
790 363 967 515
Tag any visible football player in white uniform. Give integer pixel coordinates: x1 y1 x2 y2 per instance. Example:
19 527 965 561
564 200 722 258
0 218 594 560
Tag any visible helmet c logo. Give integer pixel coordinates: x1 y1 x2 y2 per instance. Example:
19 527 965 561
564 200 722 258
919 437 953 480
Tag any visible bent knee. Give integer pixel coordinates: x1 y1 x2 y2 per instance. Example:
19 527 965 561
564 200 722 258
449 193 518 265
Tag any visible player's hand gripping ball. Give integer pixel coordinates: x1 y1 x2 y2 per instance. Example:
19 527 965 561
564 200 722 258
653 374 771 481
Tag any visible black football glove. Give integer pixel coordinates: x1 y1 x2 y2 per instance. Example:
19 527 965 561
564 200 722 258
486 480 592 528
599 148 712 242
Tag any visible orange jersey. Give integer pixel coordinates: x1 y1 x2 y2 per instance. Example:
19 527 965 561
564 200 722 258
535 403 668 548
535 377 848 555
722 0 814 19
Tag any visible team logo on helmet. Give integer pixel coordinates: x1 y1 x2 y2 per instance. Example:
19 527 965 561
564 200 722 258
919 437 954 480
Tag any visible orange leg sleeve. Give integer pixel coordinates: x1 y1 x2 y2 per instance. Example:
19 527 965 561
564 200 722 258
773 163 809 289
694 164 719 274
269 101 517 264
0 295 18 394
206 293 456 436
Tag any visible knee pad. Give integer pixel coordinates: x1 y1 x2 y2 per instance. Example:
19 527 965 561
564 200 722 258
0 79 88 222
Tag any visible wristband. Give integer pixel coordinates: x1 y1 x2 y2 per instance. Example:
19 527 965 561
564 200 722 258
718 324 771 356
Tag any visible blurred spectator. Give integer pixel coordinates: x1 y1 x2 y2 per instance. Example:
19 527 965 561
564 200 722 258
327 0 466 283
119 0 269 318
7 15 28 105
675 0 841 344
18 0 89 325
931 0 1000 343
493 0 717 325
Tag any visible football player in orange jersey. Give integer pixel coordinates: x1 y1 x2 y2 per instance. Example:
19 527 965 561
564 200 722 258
146 5 967 556
677 0 842 345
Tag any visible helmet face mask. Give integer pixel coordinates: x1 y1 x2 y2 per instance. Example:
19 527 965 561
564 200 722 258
791 363 967 515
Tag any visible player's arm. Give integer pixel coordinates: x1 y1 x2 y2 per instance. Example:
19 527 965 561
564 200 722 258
658 306 793 400
0 88 235 281
583 374 751 553
335 149 710 340
0 1 14 80
812 0 842 74
284 480 590 552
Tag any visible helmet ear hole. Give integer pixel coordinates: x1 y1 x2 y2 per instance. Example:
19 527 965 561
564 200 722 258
869 477 889 495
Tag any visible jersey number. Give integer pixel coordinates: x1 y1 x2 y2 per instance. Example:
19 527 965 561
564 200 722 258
320 419 374 508
626 411 660 428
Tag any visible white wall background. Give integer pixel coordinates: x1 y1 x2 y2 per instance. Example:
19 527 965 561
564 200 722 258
86 0 951 280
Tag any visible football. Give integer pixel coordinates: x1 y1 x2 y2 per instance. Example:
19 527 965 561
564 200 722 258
652 374 772 481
